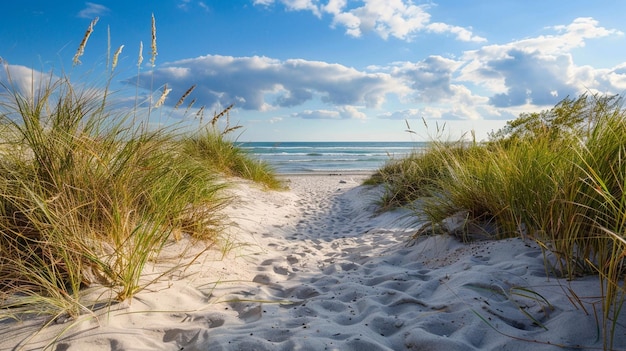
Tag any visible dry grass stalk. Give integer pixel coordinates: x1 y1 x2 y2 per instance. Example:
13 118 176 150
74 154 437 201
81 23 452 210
211 103 234 127
73 17 99 66
137 41 144 67
112 45 124 72
174 85 196 109
196 106 206 123
184 98 197 115
107 25 111 69
222 125 243 135
150 14 157 67
154 84 171 108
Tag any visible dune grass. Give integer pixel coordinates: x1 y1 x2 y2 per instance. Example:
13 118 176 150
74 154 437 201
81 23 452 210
369 94 626 348
183 104 283 190
0 16 279 326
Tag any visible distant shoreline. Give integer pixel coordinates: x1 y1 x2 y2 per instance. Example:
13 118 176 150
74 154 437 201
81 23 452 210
277 170 375 177
241 141 421 174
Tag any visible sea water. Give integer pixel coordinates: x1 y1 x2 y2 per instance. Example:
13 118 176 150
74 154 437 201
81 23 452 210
238 141 426 173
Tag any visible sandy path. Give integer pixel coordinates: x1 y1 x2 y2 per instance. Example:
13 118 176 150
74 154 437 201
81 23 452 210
2 174 625 350
170 175 624 351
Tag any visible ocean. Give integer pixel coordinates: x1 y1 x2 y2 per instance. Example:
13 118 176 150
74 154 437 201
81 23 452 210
238 141 426 174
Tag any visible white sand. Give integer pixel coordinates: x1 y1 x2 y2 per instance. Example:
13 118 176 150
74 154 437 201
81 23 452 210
2 174 625 350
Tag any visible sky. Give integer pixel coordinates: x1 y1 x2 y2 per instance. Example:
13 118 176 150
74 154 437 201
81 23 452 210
2 1 626 141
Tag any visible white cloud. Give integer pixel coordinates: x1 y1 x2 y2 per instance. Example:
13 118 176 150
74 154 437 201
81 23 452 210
77 2 109 19
292 106 365 119
329 0 486 42
255 0 484 42
551 17 623 49
133 54 404 110
338 105 367 119
458 17 625 107
384 55 463 102
254 0 321 17
0 63 53 101
427 22 486 43
253 0 277 5
125 16 626 125
378 108 421 120
294 109 342 119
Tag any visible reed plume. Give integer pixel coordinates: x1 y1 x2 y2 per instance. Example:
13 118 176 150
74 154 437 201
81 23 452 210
154 84 171 108
196 106 205 123
150 14 157 67
137 41 144 67
211 103 234 127
174 85 196 109
184 98 197 115
112 45 124 73
73 17 99 66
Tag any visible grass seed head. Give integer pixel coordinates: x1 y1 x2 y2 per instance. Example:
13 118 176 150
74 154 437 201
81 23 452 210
73 17 99 66
150 14 157 67
137 41 144 68
174 85 196 109
154 84 171 108
112 45 124 72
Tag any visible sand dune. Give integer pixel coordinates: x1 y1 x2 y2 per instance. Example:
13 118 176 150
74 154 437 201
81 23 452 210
2 174 625 350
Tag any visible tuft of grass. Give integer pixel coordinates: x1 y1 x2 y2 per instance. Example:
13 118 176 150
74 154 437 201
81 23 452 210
0 70 227 315
184 106 284 190
0 14 279 329
374 94 626 349
365 140 481 211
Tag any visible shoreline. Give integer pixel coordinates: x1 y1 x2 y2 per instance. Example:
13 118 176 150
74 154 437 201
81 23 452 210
1 174 624 350
277 170 376 177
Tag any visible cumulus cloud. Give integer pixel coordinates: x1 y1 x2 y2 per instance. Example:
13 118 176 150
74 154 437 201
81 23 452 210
292 105 366 119
379 104 515 123
132 54 404 111
126 16 626 123
426 22 485 42
384 55 462 102
0 63 53 100
255 0 485 42
254 0 321 16
77 2 109 19
396 50 626 119
378 108 422 120
293 109 341 119
486 50 577 107
459 17 625 107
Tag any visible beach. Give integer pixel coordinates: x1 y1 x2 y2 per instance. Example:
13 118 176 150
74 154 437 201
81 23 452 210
1 173 624 350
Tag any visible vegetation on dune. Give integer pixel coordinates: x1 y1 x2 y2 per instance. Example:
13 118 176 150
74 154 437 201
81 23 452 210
183 104 283 190
0 15 279 327
368 93 626 349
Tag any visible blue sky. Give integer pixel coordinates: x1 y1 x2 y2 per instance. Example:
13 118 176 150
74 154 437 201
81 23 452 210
2 1 626 141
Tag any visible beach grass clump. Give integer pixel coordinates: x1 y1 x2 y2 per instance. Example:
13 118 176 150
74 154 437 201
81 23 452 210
183 106 283 190
365 141 481 210
375 94 626 348
0 15 278 323
0 70 228 319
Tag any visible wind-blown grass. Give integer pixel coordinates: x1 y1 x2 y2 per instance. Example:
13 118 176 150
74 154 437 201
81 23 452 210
184 105 283 190
0 72 227 317
0 15 278 327
369 94 626 349
184 128 283 190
